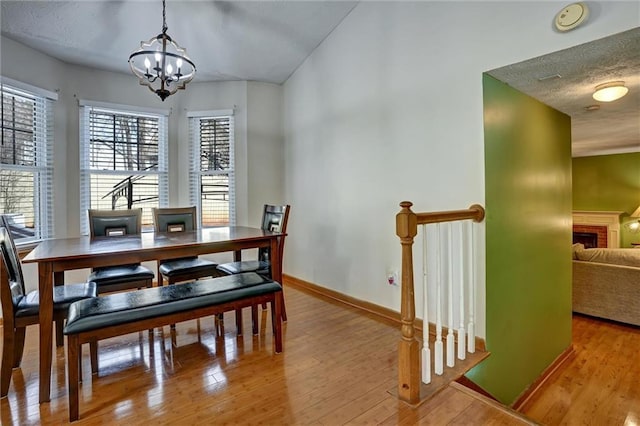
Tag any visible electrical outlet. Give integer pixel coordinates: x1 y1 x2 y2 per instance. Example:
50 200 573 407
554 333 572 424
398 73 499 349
387 269 399 286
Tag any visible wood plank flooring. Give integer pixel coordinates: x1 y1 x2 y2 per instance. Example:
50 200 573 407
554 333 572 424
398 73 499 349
522 314 640 425
1 285 528 425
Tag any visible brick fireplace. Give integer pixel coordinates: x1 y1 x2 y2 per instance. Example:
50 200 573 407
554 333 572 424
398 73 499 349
572 225 608 248
572 211 623 248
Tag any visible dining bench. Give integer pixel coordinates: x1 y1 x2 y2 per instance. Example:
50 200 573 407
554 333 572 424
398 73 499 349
63 272 283 422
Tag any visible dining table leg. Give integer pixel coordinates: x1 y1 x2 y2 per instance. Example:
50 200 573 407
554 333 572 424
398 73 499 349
38 261 54 403
54 271 65 347
270 238 286 321
270 239 281 284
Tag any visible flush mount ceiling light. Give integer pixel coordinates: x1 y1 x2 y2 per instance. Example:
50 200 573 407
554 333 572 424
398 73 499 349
128 0 196 101
592 81 629 102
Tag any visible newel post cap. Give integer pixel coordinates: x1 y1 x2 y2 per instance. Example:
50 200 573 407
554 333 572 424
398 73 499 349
396 201 417 239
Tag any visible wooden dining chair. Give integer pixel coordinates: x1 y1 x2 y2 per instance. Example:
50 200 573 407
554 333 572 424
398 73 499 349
87 209 154 294
153 206 224 286
217 204 290 320
217 205 290 277
0 215 97 397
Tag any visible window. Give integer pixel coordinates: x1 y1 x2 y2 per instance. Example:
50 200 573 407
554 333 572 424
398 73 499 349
80 102 168 234
188 110 235 227
0 78 56 244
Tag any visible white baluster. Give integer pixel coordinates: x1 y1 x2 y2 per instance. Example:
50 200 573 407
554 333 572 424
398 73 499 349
421 225 431 384
434 224 443 375
446 224 455 368
457 221 466 360
467 220 476 353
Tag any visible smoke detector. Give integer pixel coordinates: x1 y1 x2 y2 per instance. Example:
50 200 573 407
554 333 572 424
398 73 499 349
554 2 589 32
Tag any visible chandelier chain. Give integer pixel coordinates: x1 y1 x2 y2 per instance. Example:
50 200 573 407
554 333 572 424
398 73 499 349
162 0 168 34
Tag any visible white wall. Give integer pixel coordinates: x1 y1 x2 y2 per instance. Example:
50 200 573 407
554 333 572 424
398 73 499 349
0 36 284 304
282 1 639 337
246 81 286 223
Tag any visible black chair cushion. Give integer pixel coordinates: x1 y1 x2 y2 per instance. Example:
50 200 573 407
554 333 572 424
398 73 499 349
159 257 218 277
88 264 154 286
64 273 281 335
217 260 269 275
15 282 98 318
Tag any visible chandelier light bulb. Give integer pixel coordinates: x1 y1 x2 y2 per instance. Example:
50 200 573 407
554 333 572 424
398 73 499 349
592 81 629 102
144 57 151 69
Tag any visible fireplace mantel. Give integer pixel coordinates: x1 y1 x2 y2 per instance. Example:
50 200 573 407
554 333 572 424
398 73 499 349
572 211 623 248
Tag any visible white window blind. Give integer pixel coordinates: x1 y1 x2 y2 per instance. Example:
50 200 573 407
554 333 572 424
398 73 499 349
79 102 168 234
0 81 54 244
188 110 235 227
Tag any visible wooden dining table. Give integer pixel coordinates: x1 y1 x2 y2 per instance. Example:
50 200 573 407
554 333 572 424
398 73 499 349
22 226 283 403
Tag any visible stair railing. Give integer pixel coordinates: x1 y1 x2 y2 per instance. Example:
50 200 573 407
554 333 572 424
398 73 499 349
396 201 485 404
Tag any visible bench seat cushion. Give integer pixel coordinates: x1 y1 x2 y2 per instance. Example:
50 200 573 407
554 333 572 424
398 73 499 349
159 257 218 277
64 272 280 335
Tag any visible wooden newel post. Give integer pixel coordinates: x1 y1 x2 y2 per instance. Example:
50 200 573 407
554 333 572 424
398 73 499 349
396 201 420 404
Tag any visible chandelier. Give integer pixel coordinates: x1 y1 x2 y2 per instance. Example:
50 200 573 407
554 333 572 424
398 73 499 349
128 0 196 101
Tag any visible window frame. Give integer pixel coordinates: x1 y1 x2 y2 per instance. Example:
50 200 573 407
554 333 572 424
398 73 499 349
79 100 169 235
188 109 236 228
0 77 57 245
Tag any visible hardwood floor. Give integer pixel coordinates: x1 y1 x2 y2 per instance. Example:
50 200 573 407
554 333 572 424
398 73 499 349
522 314 640 425
1 285 527 425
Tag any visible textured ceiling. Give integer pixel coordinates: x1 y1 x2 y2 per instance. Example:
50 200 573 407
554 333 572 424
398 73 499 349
0 0 358 83
1 2 638 157
489 27 640 158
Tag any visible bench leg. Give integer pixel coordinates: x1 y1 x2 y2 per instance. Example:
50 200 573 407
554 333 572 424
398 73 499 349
235 309 243 335
90 340 99 375
272 293 283 354
215 314 224 337
251 305 259 335
68 334 80 422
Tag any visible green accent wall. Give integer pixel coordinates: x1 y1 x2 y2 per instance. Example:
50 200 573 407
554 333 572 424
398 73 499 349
467 75 573 404
573 153 640 248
